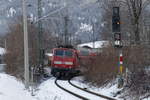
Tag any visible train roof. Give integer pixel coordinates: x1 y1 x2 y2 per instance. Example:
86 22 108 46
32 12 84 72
53 47 76 51
53 45 76 50
57 45 75 49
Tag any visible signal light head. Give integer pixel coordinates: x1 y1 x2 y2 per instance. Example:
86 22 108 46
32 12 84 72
117 22 120 24
112 7 120 32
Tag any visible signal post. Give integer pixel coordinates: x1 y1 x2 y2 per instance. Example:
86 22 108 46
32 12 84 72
112 7 124 88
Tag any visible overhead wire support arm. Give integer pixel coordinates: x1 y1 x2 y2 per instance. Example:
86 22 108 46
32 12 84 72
33 6 66 24
32 0 98 24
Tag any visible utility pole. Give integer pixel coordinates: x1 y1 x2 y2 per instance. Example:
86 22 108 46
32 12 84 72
38 0 44 73
22 0 29 89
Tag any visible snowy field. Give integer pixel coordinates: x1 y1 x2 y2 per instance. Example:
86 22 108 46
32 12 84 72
0 73 35 100
0 73 149 100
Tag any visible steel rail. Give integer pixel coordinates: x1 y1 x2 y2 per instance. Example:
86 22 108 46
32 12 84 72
55 79 89 100
68 78 117 100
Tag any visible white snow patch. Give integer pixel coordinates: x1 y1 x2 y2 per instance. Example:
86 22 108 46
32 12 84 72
0 73 149 100
143 98 150 100
78 17 85 20
48 3 53 7
0 47 6 55
78 41 109 49
42 7 46 14
45 53 53 57
8 7 16 17
8 0 13 2
28 14 34 22
80 23 92 32
0 73 35 100
35 78 80 100
72 77 122 100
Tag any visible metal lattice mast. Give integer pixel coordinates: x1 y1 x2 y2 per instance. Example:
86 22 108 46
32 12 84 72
64 16 69 45
38 0 44 72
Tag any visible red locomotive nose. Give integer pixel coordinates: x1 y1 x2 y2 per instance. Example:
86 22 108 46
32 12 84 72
50 46 80 78
52 48 78 69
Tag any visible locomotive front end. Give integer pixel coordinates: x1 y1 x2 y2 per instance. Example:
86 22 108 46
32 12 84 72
51 48 79 78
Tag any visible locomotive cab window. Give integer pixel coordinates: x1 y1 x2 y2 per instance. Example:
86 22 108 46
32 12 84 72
79 50 89 56
65 50 73 57
55 50 64 56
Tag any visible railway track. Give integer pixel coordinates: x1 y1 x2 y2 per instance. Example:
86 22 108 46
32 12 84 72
55 79 89 100
55 78 117 100
68 78 117 100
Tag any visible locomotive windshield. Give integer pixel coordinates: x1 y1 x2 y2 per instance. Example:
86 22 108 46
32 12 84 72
55 50 64 56
65 50 73 57
54 49 73 57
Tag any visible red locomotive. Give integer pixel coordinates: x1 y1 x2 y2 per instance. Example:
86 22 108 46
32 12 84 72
50 46 80 78
46 45 97 79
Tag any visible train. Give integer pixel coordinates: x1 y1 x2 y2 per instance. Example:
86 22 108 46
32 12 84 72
50 45 80 78
46 45 97 79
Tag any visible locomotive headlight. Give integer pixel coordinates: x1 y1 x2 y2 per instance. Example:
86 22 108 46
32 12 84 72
54 61 62 64
65 62 73 65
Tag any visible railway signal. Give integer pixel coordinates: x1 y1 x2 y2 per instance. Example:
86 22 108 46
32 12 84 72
119 53 123 73
112 7 120 32
112 7 124 88
114 33 123 48
113 7 122 48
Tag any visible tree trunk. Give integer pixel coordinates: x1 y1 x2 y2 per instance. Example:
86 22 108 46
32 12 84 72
134 22 140 44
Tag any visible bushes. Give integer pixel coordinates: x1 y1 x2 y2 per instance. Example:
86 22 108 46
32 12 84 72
4 21 39 79
83 45 150 98
83 46 118 86
4 18 62 80
123 45 150 99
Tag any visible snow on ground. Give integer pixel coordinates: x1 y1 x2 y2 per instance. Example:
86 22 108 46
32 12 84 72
0 73 81 100
0 73 35 100
0 73 149 100
35 77 120 100
72 77 150 100
72 77 122 100
35 77 80 100
58 80 107 100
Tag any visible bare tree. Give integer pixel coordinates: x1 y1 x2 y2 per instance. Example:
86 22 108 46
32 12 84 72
126 0 143 44
4 19 39 79
4 17 57 79
98 0 150 44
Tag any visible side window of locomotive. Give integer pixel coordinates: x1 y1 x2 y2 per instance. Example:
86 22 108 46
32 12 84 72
80 51 89 56
55 50 64 56
65 50 73 57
